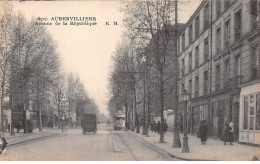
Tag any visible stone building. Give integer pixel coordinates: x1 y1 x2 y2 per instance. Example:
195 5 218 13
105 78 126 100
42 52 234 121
177 0 260 144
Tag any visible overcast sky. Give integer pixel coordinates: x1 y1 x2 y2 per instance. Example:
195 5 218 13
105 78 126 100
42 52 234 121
12 0 202 116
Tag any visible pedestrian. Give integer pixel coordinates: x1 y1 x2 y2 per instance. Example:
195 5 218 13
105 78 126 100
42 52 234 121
156 121 161 134
198 120 208 145
221 120 233 145
229 121 234 145
162 120 168 134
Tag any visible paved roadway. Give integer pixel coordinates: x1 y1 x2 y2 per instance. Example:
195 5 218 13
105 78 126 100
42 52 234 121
1 124 178 161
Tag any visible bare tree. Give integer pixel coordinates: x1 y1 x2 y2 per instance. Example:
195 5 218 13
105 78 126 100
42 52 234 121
122 0 178 143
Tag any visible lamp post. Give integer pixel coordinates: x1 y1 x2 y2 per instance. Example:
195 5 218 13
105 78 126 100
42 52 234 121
181 89 189 153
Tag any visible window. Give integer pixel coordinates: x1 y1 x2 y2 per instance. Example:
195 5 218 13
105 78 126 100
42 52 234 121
215 65 221 91
195 46 199 67
256 93 260 130
250 0 260 30
189 79 192 97
224 19 230 48
195 15 200 38
189 52 192 72
216 27 221 54
216 0 221 17
195 76 199 98
189 23 193 44
235 10 242 41
251 46 260 80
182 58 185 77
182 33 185 51
204 3 209 30
182 83 185 95
244 96 248 129
234 55 241 85
204 71 208 94
224 60 230 82
204 37 209 62
243 93 260 130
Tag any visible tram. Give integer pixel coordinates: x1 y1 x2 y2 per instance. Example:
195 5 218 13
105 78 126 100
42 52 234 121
114 111 125 131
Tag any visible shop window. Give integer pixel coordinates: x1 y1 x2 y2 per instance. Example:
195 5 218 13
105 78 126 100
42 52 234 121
249 106 254 130
256 93 260 130
244 93 260 130
244 96 248 129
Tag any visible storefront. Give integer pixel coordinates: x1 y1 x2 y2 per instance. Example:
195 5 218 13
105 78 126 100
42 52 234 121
239 82 260 146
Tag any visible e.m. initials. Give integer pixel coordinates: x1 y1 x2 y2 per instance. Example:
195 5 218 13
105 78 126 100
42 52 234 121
105 21 119 26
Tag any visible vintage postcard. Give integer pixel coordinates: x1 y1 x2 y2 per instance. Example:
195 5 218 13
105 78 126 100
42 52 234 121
0 0 259 161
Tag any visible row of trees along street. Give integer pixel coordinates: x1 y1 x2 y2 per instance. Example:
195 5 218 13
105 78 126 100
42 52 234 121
109 0 183 146
0 2 100 135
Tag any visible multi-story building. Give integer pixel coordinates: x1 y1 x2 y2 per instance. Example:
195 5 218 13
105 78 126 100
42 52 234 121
177 0 260 145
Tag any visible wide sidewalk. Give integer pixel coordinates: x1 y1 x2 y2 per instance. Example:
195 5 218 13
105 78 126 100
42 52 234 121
129 128 260 161
3 127 66 146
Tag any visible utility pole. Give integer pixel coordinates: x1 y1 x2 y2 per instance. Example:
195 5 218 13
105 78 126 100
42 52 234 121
172 0 182 148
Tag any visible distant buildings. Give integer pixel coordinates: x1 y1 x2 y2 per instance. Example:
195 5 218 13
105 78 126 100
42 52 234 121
177 0 260 145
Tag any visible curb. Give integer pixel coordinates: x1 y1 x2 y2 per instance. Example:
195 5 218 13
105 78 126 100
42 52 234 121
7 133 61 147
127 131 218 161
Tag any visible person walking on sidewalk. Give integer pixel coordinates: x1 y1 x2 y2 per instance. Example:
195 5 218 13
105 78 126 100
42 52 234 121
156 121 161 134
229 121 234 145
198 120 208 145
221 120 234 145
150 121 156 133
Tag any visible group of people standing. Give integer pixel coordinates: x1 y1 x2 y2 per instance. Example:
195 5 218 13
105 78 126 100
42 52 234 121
150 121 168 134
197 120 234 145
148 119 234 146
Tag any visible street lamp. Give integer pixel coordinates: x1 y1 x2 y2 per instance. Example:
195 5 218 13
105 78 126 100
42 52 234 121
181 89 189 153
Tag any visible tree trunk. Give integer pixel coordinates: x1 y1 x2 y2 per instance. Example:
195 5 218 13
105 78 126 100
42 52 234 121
1 78 5 133
131 90 135 132
37 81 42 132
134 86 140 133
146 89 151 137
159 67 164 143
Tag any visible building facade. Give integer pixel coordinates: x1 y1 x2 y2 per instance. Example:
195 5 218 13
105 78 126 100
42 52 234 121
177 0 260 145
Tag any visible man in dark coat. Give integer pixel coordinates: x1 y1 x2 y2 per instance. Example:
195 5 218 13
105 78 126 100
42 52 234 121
156 121 161 134
198 120 208 144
